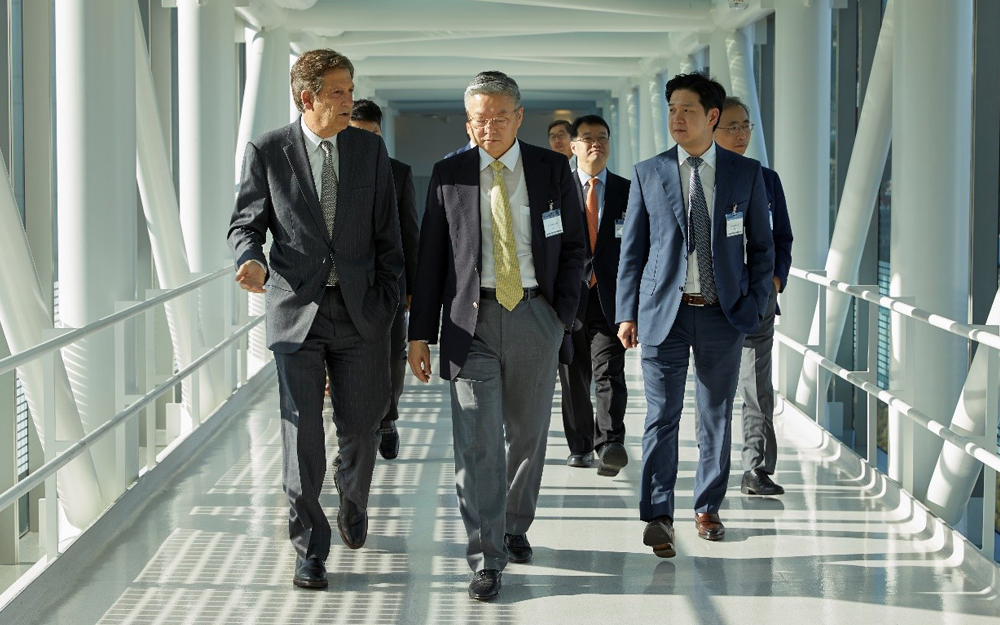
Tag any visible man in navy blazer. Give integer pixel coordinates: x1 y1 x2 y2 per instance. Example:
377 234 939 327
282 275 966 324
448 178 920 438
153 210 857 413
408 72 585 601
714 97 793 497
616 73 773 557
558 115 631 476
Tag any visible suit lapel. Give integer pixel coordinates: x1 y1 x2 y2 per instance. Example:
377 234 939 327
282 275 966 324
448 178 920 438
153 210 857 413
455 149 483 269
713 147 735 243
283 122 330 245
332 128 359 245
655 147 686 237
522 144 552 277
594 173 623 254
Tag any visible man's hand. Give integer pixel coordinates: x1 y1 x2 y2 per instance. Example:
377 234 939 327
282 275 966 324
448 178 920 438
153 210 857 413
408 340 432 382
618 321 638 349
773 276 782 294
235 261 266 293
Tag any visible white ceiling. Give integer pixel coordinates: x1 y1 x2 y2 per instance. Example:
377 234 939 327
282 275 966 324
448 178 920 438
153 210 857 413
245 0 772 111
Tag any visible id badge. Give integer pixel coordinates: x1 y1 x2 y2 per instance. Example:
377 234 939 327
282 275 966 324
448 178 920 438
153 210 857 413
542 205 563 237
615 219 625 238
726 211 744 237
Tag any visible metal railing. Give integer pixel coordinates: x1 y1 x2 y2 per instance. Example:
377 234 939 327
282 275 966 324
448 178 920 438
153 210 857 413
775 267 999 558
0 268 266 575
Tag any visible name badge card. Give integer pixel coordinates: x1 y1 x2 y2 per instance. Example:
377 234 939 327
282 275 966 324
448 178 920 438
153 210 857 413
725 211 744 237
542 206 563 237
615 219 625 238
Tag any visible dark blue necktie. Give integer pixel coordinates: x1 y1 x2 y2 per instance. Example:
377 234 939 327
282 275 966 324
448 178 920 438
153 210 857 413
686 156 717 304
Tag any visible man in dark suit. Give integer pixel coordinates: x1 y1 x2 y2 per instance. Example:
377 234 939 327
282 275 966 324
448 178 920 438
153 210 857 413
349 99 420 460
616 73 773 557
228 49 403 589
557 115 630 476
713 96 793 496
445 121 477 158
408 71 585 601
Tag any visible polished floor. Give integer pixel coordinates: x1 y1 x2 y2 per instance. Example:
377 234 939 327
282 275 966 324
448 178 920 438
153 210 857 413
12 350 1000 625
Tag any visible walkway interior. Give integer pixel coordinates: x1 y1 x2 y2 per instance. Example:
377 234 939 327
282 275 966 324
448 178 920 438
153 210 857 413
17 350 1000 625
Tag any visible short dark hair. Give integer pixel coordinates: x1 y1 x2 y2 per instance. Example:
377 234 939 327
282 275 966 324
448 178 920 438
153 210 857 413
351 99 383 127
290 49 354 113
570 115 611 138
547 119 572 135
722 96 750 116
665 73 727 130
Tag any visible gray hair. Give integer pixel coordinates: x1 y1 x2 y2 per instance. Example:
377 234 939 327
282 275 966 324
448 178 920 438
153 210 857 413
722 96 750 116
464 71 521 110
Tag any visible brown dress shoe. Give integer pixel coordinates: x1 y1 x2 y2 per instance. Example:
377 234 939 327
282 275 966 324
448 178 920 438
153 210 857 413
694 513 725 541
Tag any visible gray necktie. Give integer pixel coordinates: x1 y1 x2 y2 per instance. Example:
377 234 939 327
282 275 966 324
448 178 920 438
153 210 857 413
320 140 339 286
686 156 716 304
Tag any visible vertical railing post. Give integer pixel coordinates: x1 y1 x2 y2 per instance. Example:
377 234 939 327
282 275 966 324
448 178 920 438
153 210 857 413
144 306 157 470
39 336 59 560
814 271 828 427
978 332 998 558
865 291 880 466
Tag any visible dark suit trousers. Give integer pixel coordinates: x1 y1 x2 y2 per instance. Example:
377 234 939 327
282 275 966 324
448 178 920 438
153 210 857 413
558 286 627 455
639 303 744 522
384 297 407 422
274 286 390 561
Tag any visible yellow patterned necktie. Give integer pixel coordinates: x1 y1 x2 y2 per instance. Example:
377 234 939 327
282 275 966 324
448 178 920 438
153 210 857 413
489 160 523 311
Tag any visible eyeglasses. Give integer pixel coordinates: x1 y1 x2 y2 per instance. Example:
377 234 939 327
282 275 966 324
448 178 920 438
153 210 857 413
469 115 513 130
573 136 610 146
719 123 755 135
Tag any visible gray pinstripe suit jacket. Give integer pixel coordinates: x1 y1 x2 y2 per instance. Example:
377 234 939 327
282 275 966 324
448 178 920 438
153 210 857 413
228 121 404 353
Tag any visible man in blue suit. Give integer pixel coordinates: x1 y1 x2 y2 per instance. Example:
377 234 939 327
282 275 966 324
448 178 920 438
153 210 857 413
616 73 773 557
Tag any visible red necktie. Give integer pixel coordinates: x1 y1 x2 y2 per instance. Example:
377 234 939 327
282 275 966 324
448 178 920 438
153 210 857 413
587 178 599 287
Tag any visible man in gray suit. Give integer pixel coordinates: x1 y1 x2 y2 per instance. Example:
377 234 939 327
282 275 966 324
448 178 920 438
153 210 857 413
228 49 403 590
408 71 585 601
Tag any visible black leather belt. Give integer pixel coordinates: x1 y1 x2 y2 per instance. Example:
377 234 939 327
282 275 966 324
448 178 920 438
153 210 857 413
681 293 718 307
480 287 540 302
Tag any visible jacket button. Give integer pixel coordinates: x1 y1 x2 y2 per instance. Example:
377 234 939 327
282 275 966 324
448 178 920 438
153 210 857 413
473 302 479 309
678 286 684 291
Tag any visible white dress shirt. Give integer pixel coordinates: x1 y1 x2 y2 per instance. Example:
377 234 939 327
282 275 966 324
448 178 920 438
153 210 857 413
300 116 340 198
478 141 537 289
576 166 608 222
677 142 717 296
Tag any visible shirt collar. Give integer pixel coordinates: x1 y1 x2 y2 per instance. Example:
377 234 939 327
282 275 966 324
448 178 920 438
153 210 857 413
677 142 717 170
300 116 336 151
479 140 521 173
576 166 607 188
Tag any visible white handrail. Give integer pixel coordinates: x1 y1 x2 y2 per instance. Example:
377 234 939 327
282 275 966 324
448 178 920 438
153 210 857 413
0 267 231 377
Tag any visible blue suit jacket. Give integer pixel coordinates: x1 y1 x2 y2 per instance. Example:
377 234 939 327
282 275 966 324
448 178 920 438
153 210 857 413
408 142 586 380
615 145 774 345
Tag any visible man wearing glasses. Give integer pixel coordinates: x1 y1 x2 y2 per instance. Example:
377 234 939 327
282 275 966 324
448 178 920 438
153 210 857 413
408 71 585 601
714 97 793 497
558 115 631 477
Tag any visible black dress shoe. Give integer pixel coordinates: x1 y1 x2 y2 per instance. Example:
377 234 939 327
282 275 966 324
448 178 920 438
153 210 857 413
596 442 629 477
334 473 368 549
468 569 502 601
566 452 593 468
642 516 676 558
293 556 328 589
741 469 785 496
695 512 725 541
503 533 532 563
379 419 399 460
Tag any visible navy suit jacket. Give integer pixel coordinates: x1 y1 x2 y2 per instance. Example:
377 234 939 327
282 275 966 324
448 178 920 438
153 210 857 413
390 157 420 297
574 169 630 328
228 121 404 352
409 141 586 380
762 167 793 293
616 145 774 346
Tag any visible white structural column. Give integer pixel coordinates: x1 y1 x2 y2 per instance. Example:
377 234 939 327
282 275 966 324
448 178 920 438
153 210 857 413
889 0 972 500
637 75 656 161
177 0 236 408
709 29 733 93
616 85 635 175
55 0 137 505
626 86 640 167
134 6 217 420
0 155 104 528
726 28 768 167
382 106 397 158
796 0 894 410
773 0 832 407
648 71 669 154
